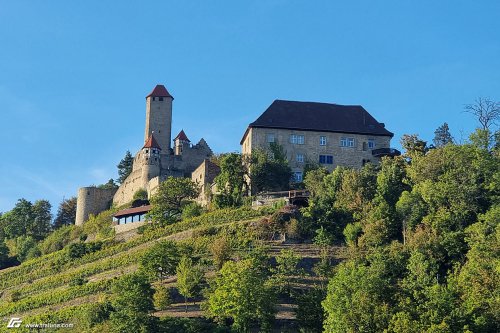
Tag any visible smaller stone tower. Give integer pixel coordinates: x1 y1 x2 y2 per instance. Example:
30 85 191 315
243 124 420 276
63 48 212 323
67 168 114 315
144 85 173 151
141 133 162 185
174 129 191 155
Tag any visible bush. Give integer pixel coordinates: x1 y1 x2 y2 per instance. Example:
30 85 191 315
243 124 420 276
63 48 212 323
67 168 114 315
69 276 88 287
39 225 83 255
153 285 172 310
210 236 232 270
139 241 180 280
182 202 204 220
67 241 103 259
133 189 148 200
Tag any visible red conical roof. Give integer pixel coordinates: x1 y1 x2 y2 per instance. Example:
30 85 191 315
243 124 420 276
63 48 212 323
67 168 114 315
143 134 161 150
146 84 173 99
174 129 190 142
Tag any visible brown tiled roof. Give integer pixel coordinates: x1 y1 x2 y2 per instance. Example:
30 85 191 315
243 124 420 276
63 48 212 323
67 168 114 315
143 134 161 150
113 205 151 218
241 100 393 144
146 84 173 99
174 129 190 142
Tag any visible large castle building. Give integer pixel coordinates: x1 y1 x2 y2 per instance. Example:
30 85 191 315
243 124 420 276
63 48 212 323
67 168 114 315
75 85 212 226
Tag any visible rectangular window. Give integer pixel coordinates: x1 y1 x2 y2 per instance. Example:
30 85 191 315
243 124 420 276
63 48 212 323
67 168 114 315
290 134 305 145
266 134 275 143
293 172 303 182
320 136 327 146
341 137 355 147
319 155 333 164
368 139 375 149
296 153 304 163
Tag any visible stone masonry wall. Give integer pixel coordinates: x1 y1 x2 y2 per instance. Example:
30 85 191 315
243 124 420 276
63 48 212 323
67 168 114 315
244 127 392 173
76 187 117 226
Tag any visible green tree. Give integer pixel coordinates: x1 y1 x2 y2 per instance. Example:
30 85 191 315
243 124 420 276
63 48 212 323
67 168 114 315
295 288 326 333
0 240 9 268
204 259 276 332
2 199 52 240
210 236 232 270
271 249 301 296
148 177 199 224
153 285 172 310
14 235 40 262
213 153 247 208
110 272 156 333
53 197 77 228
400 134 427 157
140 240 180 280
322 260 392 333
117 150 134 184
250 142 292 193
433 122 454 148
176 256 205 312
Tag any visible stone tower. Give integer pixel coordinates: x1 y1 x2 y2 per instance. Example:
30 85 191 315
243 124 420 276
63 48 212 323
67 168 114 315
144 85 173 151
174 129 191 155
141 134 161 185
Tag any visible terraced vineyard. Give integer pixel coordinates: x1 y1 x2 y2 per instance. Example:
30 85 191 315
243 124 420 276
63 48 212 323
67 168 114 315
3 205 347 332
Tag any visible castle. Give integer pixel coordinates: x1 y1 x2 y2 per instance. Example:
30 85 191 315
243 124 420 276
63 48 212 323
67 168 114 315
75 85 212 226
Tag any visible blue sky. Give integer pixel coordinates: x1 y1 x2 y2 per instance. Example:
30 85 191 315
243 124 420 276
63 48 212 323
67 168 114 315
0 1 499 214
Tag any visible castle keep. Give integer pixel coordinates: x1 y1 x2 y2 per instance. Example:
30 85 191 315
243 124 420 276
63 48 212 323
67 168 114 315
75 85 212 226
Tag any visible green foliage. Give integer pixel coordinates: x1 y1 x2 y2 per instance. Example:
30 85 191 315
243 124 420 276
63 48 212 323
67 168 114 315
214 153 247 208
0 240 8 268
14 235 40 262
67 241 102 259
210 236 232 270
83 207 117 239
343 222 362 247
153 285 172 310
1 198 52 241
322 260 392 333
176 256 205 311
39 224 83 255
400 134 428 157
250 142 292 193
295 288 326 333
148 176 200 224
140 240 180 280
313 226 333 247
117 150 134 184
204 259 276 332
271 249 301 295
53 197 77 228
181 202 204 220
433 122 454 148
133 188 148 200
110 272 155 333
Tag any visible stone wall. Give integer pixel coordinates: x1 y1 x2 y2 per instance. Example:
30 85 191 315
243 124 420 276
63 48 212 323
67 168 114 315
191 159 221 206
243 127 392 173
113 221 147 233
75 187 117 226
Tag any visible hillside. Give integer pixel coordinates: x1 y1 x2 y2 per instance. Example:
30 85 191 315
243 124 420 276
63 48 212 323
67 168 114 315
0 205 341 332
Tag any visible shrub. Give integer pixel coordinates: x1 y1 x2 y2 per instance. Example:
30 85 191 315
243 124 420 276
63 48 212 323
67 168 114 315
210 236 232 270
39 225 83 255
133 189 148 200
182 202 204 220
153 285 172 310
139 241 180 280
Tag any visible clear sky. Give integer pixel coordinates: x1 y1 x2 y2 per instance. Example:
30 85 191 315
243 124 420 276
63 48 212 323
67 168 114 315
0 1 499 214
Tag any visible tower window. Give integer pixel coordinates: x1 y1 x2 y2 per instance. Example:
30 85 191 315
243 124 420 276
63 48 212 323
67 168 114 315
368 139 376 149
320 136 327 146
266 133 275 143
159 97 164 101
296 153 304 163
152 97 155 101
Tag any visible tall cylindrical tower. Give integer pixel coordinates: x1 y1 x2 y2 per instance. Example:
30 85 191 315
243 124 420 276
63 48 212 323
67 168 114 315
144 84 173 151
